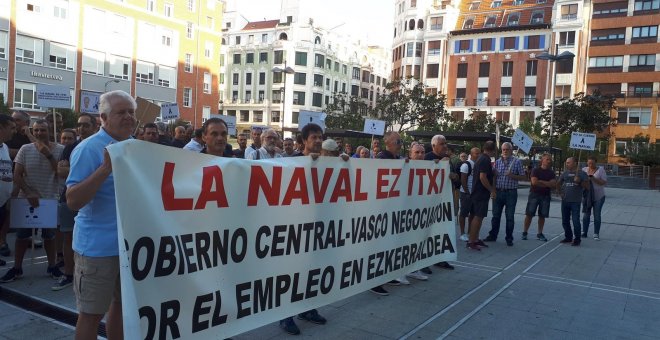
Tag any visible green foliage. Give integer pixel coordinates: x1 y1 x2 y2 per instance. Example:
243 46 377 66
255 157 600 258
537 91 616 140
0 94 9 116
54 109 79 129
625 134 660 167
448 108 514 136
373 77 451 133
518 118 544 144
324 92 371 131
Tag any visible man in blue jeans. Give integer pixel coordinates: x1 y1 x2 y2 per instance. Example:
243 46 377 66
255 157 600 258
558 157 589 246
485 142 526 246
582 156 607 240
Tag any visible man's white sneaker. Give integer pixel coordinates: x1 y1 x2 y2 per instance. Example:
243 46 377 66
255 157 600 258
460 234 468 242
594 234 600 240
395 277 410 285
406 271 428 281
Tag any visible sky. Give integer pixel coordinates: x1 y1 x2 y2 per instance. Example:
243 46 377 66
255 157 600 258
229 0 395 48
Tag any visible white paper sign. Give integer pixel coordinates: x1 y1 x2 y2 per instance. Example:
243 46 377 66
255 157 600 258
211 114 237 135
36 84 71 109
9 198 58 229
569 132 596 151
298 110 327 132
512 129 533 154
363 119 385 136
160 102 180 121
80 91 101 114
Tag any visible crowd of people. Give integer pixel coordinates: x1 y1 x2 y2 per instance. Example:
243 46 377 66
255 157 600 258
0 90 608 339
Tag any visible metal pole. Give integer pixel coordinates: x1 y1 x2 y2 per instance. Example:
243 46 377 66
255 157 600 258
52 108 57 143
548 44 558 149
282 61 286 134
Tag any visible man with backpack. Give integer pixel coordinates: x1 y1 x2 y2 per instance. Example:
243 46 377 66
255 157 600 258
458 148 480 242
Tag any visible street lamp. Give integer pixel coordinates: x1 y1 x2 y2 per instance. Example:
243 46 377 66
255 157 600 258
104 79 120 93
536 45 575 149
272 63 294 134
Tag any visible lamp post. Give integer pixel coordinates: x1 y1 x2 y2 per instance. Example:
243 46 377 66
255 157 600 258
536 45 575 149
272 62 294 134
104 79 120 93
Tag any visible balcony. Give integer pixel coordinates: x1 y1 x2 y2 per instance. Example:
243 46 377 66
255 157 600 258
473 98 489 106
497 98 512 106
613 91 660 99
453 98 466 107
521 98 538 106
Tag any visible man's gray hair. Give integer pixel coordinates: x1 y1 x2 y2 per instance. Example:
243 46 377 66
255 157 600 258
502 142 512 149
99 90 136 116
431 134 446 146
12 110 31 123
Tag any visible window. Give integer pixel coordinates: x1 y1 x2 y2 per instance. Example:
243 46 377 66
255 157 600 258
326 59 332 70
187 0 195 11
591 29 625 41
184 53 192 72
458 39 471 53
632 26 658 38
559 31 576 46
246 53 254 64
14 82 38 109
463 18 474 29
245 91 252 102
479 62 490 77
480 38 494 51
469 2 480 10
245 72 252 86
232 73 239 85
502 61 513 76
523 87 536 105
183 88 192 107
617 107 652 124
342 65 347 74
49 43 75 70
235 36 241 45
271 111 280 122
526 60 537 76
352 67 360 80
136 61 155 84
164 3 173 17
108 55 130 80
457 63 468 78
147 0 155 11
628 83 653 96
313 74 323 87
513 0 524 5
406 42 414 57
158 66 175 87
82 49 104 75
295 52 307 66
634 0 660 11
272 90 281 103
491 0 502 7
530 11 544 24
561 4 578 20
428 41 441 55
507 13 520 26
411 0 417 7
496 111 510 122
262 34 268 43
273 71 283 84
248 35 254 44
253 111 263 123
186 22 194 39
315 53 324 67
294 72 306 85
527 35 541 49
232 91 238 102
259 72 266 85
293 91 305 105
593 2 628 15
259 52 267 63
204 42 212 58
503 37 516 50
334 62 339 72
427 64 439 78
274 50 284 64
240 110 249 122
0 31 6 59
430 17 443 30
26 3 40 12
557 59 573 73
415 42 423 57
16 35 43 65
615 141 627 155
588 56 623 67
219 73 224 84
54 6 67 19
351 85 359 96
233 53 241 64
499 87 512 105
312 93 323 107
484 16 496 28
207 16 214 29
630 54 656 66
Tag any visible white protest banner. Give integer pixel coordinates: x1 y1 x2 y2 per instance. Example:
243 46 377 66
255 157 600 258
80 91 100 114
160 102 180 121
107 140 456 339
36 84 71 109
298 110 327 132
512 129 533 154
569 132 596 151
211 114 237 135
9 198 58 229
363 119 385 136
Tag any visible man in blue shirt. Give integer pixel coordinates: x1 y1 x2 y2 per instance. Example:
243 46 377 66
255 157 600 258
66 90 137 340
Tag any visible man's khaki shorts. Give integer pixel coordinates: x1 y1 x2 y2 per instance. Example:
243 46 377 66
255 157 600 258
73 253 121 315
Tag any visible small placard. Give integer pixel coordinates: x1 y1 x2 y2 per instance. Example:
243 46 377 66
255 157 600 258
10 198 58 229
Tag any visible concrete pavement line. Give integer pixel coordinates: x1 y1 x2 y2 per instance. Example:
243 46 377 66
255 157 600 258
524 272 660 296
453 261 503 271
0 300 77 332
435 244 562 339
523 274 660 300
502 234 562 271
397 271 502 340
452 263 499 273
435 275 522 340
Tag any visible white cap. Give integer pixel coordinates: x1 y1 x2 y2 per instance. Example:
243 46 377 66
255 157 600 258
322 139 339 151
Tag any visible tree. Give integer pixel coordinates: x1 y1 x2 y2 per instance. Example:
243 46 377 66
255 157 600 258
324 92 372 131
374 77 451 133
626 134 660 167
448 108 514 136
518 118 544 144
537 91 616 140
0 94 9 116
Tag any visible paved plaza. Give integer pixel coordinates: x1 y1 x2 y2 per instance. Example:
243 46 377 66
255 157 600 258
0 187 659 339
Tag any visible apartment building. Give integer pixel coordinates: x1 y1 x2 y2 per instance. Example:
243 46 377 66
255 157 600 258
220 1 390 134
586 0 660 162
1 0 223 126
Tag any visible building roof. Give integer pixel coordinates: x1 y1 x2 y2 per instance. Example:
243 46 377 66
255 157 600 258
453 0 553 34
242 19 280 31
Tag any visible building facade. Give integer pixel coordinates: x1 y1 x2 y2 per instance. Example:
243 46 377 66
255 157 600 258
586 0 660 162
1 0 224 126
220 1 391 134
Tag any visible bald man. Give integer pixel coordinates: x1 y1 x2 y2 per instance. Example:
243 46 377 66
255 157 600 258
171 126 187 148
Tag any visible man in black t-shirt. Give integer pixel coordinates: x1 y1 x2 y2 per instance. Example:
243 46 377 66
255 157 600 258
467 141 496 251
7 110 33 160
377 131 402 159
